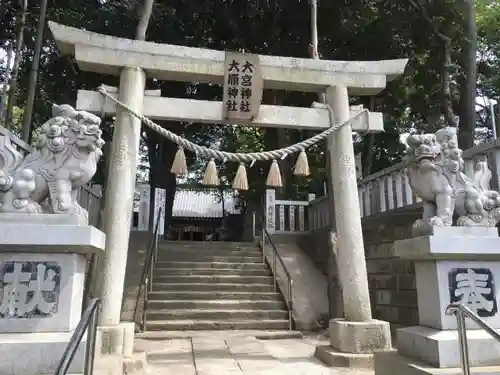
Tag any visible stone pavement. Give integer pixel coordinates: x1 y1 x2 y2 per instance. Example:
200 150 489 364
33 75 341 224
135 332 374 375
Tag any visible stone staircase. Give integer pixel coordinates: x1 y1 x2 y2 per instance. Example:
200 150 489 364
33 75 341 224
144 241 290 331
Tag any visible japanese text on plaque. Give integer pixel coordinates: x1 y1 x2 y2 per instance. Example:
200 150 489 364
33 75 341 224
223 52 263 122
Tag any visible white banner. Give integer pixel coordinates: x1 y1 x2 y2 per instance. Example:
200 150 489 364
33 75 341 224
265 189 275 233
137 186 150 231
154 188 166 235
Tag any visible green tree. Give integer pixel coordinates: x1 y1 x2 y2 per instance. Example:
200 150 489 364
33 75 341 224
3 0 500 231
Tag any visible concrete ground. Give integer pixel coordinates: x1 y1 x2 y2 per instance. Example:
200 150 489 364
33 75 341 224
135 332 374 375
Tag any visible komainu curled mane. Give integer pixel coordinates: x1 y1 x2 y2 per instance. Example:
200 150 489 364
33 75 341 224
0 104 105 219
404 127 500 236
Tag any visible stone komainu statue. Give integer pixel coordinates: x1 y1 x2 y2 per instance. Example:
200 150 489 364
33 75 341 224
0 104 105 218
404 127 500 235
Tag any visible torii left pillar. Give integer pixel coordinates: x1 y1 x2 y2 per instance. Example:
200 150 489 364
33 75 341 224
96 67 146 356
315 86 392 367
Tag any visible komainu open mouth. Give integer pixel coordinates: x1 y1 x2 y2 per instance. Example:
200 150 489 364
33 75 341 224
415 153 435 164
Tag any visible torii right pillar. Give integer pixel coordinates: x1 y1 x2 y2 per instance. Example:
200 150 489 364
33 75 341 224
315 85 392 368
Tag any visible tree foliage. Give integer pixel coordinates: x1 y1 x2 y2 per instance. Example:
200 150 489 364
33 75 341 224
0 0 499 218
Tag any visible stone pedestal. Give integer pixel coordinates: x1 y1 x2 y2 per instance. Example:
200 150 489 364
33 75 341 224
0 215 105 375
374 227 500 375
315 319 392 368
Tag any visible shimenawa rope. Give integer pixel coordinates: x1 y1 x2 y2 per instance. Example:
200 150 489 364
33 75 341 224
97 85 365 188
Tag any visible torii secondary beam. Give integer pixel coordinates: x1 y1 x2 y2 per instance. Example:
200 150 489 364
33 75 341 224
48 22 408 96
77 89 384 133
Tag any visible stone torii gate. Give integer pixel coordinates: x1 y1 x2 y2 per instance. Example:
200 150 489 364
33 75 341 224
49 21 408 361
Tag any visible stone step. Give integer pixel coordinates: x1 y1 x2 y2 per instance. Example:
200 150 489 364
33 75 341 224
145 319 290 331
146 299 286 310
153 267 271 276
159 241 258 250
152 274 274 285
157 253 262 263
151 282 275 292
137 330 303 340
154 261 267 269
147 290 282 301
146 308 288 320
157 247 262 257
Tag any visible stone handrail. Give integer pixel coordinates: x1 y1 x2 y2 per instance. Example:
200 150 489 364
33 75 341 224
307 196 332 231
357 161 417 219
0 125 31 154
306 138 500 230
358 138 500 218
273 199 310 232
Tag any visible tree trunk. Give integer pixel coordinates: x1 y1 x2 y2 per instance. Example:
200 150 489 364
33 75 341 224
98 125 113 231
262 90 289 198
362 134 375 177
159 137 177 237
0 42 14 125
272 93 290 198
5 0 27 129
441 37 457 129
457 0 477 149
21 0 49 142
362 97 376 176
135 0 155 41
276 127 289 198
407 0 458 131
496 102 500 139
146 122 178 237
87 0 156 305
308 0 343 320
132 0 159 231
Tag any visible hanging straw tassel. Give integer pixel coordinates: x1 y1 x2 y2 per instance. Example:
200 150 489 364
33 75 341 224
170 146 188 176
202 158 219 186
293 149 310 176
266 159 283 187
232 163 249 190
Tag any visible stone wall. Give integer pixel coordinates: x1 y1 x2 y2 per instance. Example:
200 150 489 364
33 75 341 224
298 228 330 274
299 207 422 330
121 231 149 324
363 210 421 329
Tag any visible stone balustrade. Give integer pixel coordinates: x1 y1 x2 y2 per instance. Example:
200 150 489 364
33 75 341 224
307 196 332 231
296 138 500 233
264 189 315 234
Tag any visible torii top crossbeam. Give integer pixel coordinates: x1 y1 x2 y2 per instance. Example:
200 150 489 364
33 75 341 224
48 22 407 96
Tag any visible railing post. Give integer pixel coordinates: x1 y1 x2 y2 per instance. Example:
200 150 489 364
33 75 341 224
288 205 296 232
456 309 471 375
278 204 285 231
252 211 256 239
83 304 99 375
261 229 265 263
141 279 147 332
273 250 277 292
